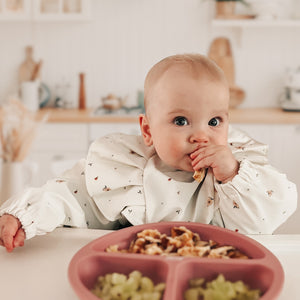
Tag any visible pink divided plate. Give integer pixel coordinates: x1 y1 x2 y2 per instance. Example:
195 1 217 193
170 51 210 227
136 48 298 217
68 222 284 300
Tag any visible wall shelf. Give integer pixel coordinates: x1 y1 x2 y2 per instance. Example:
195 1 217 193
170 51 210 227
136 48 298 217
212 19 300 28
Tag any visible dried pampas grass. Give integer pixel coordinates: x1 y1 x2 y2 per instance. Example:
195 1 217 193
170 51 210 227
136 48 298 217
0 98 46 162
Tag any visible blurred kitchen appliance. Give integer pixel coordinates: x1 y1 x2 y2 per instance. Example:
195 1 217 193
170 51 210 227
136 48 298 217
54 79 72 108
93 92 143 116
249 0 286 20
208 37 245 108
281 67 300 111
101 93 126 111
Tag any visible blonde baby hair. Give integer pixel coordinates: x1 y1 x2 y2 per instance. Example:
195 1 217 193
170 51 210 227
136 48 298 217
143 53 227 113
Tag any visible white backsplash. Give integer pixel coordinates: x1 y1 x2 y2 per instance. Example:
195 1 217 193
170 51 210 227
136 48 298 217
0 0 299 108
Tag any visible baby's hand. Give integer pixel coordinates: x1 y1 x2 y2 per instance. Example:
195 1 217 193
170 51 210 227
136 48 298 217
0 214 25 252
190 145 239 183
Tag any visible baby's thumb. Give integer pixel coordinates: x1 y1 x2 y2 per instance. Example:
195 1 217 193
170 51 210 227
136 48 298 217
13 228 25 248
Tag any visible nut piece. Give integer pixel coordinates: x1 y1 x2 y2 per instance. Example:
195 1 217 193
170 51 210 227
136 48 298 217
105 226 249 259
193 168 206 182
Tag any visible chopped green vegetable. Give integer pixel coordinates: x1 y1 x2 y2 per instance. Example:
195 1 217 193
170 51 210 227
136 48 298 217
91 270 165 300
184 274 261 300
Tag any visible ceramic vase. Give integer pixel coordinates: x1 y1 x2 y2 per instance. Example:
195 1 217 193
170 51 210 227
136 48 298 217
0 161 37 206
215 1 236 18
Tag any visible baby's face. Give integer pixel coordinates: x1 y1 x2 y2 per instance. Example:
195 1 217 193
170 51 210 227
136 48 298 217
140 66 230 172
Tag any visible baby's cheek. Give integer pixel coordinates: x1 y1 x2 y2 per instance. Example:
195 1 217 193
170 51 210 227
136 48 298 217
219 132 228 145
169 145 184 158
160 146 181 164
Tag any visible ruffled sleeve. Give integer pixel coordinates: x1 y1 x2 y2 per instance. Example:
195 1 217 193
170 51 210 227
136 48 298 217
0 158 118 240
213 126 297 234
0 160 89 239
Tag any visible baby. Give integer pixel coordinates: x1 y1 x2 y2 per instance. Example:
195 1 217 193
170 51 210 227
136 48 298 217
0 54 297 252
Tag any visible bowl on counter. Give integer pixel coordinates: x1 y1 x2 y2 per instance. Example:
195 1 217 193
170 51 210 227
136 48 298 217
68 222 284 300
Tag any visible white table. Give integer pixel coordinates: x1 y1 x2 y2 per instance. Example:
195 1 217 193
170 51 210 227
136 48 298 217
1 228 300 300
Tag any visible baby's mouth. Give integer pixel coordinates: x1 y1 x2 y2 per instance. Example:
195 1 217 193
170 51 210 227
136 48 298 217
189 144 208 157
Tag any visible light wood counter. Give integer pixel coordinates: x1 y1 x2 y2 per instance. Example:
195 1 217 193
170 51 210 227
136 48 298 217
228 107 300 124
36 107 300 124
36 108 139 123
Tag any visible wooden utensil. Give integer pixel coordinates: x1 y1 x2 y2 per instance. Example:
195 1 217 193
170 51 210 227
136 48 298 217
31 60 43 81
208 37 245 108
208 37 235 86
19 46 37 83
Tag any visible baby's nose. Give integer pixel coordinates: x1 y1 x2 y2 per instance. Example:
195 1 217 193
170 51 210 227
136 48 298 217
189 129 209 144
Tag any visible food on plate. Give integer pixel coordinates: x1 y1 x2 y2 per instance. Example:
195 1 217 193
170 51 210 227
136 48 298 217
184 274 261 300
91 270 165 300
193 168 206 182
106 226 249 259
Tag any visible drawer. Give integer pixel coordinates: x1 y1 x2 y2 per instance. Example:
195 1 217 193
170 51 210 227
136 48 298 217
88 123 140 143
32 123 89 152
28 151 86 186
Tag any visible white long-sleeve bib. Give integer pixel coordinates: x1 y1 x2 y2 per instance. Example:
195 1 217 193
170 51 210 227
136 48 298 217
0 127 297 239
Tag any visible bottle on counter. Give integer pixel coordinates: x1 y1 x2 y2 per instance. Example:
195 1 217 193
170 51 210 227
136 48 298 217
78 72 86 109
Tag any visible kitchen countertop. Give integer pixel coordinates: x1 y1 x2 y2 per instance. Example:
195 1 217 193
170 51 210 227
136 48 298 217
36 107 300 124
0 227 299 300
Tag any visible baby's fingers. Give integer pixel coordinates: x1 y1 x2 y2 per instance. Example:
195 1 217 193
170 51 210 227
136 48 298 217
13 228 25 248
1 227 15 252
191 150 215 170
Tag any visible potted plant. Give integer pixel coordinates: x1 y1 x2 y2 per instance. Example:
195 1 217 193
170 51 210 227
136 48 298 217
215 0 249 18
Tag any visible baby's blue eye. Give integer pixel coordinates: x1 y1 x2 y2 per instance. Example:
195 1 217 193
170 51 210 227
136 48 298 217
174 116 188 126
208 117 220 127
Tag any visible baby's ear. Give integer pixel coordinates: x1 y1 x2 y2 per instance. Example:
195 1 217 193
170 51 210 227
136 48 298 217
139 114 153 146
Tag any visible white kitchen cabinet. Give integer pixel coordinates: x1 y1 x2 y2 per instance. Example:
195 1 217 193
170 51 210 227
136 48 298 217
33 0 91 21
0 0 91 21
28 123 88 186
234 124 300 234
0 0 30 21
88 123 141 144
28 122 140 186
233 124 300 173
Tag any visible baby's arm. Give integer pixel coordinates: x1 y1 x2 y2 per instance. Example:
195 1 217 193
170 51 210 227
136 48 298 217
0 159 92 245
0 214 25 252
211 126 297 234
213 160 297 234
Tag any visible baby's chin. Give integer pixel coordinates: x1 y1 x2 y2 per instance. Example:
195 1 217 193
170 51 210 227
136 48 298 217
176 160 195 172
174 165 194 173
159 156 194 172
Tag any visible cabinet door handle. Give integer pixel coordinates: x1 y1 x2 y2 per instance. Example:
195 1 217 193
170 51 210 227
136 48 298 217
52 155 65 161
295 126 300 134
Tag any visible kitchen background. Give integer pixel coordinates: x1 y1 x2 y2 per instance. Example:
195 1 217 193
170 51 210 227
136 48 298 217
0 0 300 233
0 0 299 108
